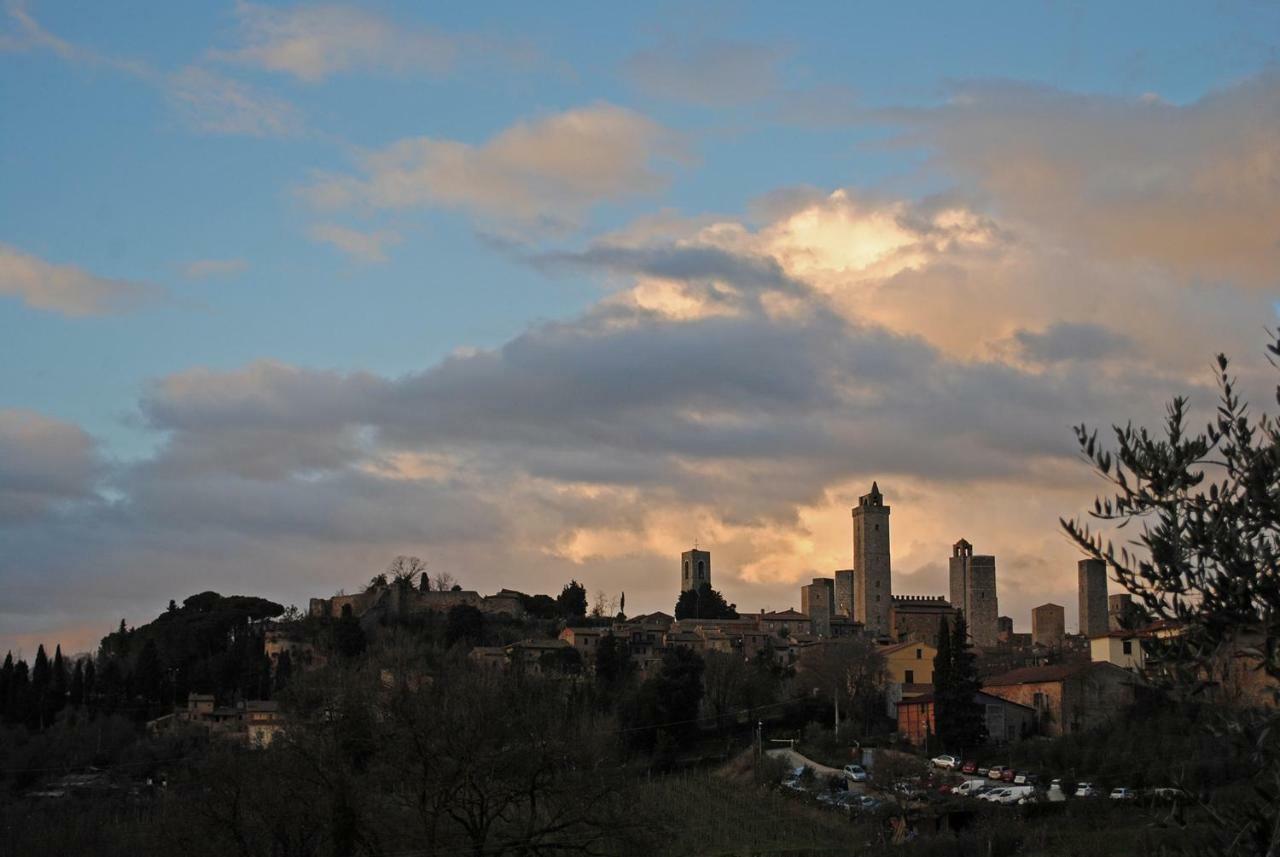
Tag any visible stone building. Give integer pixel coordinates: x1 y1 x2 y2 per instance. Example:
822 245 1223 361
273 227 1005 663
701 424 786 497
996 616 1015 641
834 569 855 617
948 539 999 648
800 578 835 637
897 690 1036 746
983 661 1135 737
889 595 957 646
1109 593 1140 630
681 548 712 592
852 482 892 637
1031 603 1065 649
309 585 524 621
1077 559 1109 637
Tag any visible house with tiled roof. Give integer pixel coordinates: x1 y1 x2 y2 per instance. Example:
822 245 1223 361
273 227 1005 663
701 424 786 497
982 661 1135 736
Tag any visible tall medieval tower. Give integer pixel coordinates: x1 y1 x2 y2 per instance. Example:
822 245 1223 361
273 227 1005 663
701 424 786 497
681 548 711 593
1077 558 1109 637
852 482 892 636
948 539 999 648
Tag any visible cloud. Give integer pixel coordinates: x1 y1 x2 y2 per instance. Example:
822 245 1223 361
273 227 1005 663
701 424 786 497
216 2 460 82
893 74 1280 287
167 66 303 137
182 258 249 279
0 410 99 522
302 104 685 231
1013 322 1133 364
307 223 401 263
0 244 166 316
624 39 785 106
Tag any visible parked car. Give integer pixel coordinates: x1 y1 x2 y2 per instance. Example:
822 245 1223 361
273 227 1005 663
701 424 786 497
781 777 806 792
952 779 986 797
843 764 867 783
961 761 977 774
980 787 1012 802
987 766 1007 780
1001 768 1017 782
1074 782 1100 798
931 755 960 770
976 766 989 777
993 785 1036 805
1013 773 1038 786
1110 787 1137 801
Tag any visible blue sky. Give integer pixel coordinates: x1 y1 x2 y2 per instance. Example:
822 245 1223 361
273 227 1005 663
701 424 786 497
2 1 1278 652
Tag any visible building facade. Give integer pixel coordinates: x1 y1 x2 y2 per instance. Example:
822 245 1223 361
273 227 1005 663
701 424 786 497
983 661 1135 737
1109 593 1140 630
1078 559 1109 637
852 482 892 637
834 569 855 618
800 578 835 637
948 539 999 648
897 691 1036 746
889 595 957 646
1031 603 1065 649
681 548 712 593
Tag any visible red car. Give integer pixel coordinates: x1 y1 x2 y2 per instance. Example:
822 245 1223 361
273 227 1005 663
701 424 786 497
961 761 977 774
1001 768 1017 782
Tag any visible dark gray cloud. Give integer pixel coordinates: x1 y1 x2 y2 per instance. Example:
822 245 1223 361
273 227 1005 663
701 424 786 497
1015 322 1133 363
0 410 100 522
623 39 785 106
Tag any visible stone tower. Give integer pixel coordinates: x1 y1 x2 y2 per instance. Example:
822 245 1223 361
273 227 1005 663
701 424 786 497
681 548 711 593
1032 603 1065 648
1077 559 1109 637
801 578 835 637
834 569 855 618
948 539 999 648
852 482 892 636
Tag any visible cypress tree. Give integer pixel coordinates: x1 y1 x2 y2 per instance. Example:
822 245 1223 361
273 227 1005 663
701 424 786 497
273 650 293 693
69 660 85 708
947 614 987 749
932 617 953 748
83 659 96 709
0 652 11 718
51 645 67 713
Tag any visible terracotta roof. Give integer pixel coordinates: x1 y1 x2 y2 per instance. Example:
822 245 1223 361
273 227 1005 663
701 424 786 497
758 609 808 621
898 690 1035 711
984 661 1129 686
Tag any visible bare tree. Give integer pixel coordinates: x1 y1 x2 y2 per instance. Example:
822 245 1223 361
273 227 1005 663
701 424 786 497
387 555 429 589
431 571 457 592
800 638 887 738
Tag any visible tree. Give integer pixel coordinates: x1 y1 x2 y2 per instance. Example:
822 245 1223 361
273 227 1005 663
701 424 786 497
702 651 748 732
69 659 85 708
801 638 887 737
134 638 164 705
274 649 293 693
333 613 367 659
387 555 429 590
621 647 705 752
51 645 67 714
557 580 588 621
1063 339 1280 854
934 615 985 751
594 631 633 702
365 573 389 592
445 604 485 649
674 582 739 620
431 571 457 593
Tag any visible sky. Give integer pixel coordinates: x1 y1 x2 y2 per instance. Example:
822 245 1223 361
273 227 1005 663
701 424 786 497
2 1 1279 656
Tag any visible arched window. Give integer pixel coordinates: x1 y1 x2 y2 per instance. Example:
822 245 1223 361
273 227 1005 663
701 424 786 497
697 560 705 578
684 561 689 578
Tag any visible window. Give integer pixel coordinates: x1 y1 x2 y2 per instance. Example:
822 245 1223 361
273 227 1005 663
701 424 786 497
1032 692 1046 709
1122 640 1132 655
697 560 705 578
905 669 915 684
916 648 922 660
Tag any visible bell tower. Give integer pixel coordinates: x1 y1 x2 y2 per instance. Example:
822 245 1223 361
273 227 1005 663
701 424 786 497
852 482 892 636
681 548 711 593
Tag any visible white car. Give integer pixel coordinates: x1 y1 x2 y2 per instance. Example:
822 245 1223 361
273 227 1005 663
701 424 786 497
843 764 867 783
1075 782 1100 798
1110 787 1137 801
995 785 1036 805
931 754 959 770
980 788 1012 802
952 779 986 797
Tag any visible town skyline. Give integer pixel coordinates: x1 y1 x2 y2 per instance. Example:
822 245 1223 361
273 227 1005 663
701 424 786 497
3 2 1280 658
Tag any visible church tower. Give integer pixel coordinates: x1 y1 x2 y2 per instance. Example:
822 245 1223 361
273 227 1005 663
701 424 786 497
852 482 892 636
681 548 711 593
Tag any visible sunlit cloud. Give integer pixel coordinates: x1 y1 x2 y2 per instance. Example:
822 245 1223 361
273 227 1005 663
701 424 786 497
308 223 401 263
0 244 166 316
302 104 686 233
